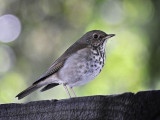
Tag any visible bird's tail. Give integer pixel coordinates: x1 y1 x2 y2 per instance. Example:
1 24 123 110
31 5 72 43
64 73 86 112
40 83 59 92
16 84 42 100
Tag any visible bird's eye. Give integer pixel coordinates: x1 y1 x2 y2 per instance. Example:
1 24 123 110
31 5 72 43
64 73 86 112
93 33 98 39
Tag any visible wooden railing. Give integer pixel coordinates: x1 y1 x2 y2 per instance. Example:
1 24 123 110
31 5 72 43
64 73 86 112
0 90 160 120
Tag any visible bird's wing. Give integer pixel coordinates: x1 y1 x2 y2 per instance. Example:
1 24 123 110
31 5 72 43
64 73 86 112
33 41 88 85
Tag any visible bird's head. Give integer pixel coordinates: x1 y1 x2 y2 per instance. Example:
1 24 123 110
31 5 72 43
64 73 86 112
81 30 115 48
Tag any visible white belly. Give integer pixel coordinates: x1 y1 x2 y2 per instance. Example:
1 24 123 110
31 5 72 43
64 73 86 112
58 48 104 87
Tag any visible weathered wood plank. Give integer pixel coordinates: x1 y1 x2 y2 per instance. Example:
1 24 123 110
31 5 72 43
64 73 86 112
0 90 160 120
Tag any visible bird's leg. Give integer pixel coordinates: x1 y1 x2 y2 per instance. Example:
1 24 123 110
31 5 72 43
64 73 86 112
69 87 77 97
63 84 71 98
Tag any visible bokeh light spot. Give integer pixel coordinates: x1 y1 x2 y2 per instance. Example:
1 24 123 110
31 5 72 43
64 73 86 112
101 0 124 25
0 14 21 43
0 45 16 73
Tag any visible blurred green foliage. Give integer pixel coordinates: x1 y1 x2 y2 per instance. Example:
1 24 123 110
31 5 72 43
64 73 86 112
0 0 160 103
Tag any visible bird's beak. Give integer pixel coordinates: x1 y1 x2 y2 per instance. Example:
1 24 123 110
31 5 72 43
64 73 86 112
104 34 115 39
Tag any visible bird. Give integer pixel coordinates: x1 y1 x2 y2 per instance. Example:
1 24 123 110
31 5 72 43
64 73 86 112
16 30 115 100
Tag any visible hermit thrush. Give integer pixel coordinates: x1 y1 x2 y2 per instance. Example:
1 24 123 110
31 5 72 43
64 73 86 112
16 30 115 99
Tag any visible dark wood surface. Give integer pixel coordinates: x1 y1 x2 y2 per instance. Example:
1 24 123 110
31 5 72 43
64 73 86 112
0 90 160 120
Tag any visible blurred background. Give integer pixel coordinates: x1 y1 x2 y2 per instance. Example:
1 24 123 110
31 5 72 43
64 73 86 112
0 0 160 103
